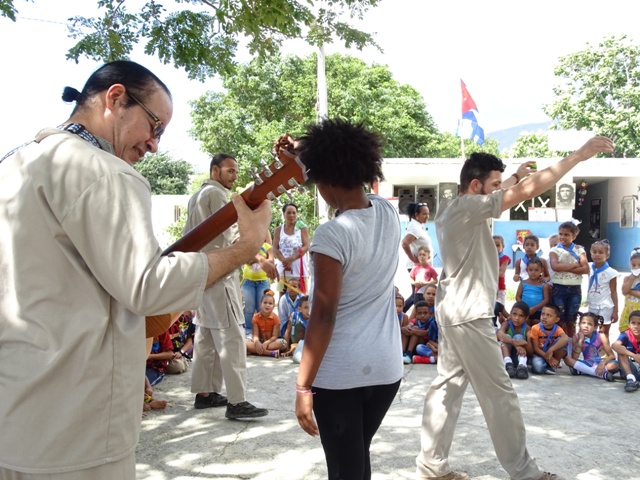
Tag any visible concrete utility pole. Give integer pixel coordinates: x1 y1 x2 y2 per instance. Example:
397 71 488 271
316 44 330 223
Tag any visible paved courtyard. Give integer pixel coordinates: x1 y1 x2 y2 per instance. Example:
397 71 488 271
136 266 635 479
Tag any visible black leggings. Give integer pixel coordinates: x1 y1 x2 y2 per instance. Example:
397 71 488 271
312 380 401 480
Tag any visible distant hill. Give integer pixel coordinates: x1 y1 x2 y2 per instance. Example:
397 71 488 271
489 121 551 153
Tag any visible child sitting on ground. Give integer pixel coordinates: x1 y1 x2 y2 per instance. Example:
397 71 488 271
620 248 640 333
142 375 167 416
396 294 410 329
412 285 438 364
529 304 569 375
278 278 302 336
146 330 183 385
247 290 287 358
612 310 640 392
513 234 550 283
565 312 618 381
516 257 551 325
405 246 438 313
493 235 511 326
289 296 311 363
497 301 532 379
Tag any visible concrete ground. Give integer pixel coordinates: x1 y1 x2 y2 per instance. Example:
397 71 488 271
136 267 636 480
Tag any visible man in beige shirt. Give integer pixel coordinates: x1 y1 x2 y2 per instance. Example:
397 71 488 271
0 61 270 479
186 153 269 419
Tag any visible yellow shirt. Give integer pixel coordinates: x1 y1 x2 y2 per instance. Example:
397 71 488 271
242 243 272 281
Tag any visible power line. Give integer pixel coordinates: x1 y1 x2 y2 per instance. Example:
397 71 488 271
16 15 70 26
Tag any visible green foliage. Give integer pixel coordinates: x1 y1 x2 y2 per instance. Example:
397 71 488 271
190 53 441 188
508 131 553 158
269 188 319 237
134 152 193 194
165 209 187 243
544 35 640 158
1 0 379 80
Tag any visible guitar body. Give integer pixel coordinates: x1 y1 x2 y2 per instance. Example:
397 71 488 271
144 136 307 338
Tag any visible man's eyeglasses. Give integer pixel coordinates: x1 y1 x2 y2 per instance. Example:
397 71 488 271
128 92 165 140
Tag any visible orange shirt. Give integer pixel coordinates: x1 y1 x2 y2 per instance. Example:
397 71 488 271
252 312 280 341
530 323 566 351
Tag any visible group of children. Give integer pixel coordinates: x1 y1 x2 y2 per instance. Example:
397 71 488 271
494 221 640 393
245 278 310 363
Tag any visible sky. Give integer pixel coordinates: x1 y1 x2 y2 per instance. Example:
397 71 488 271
0 0 637 172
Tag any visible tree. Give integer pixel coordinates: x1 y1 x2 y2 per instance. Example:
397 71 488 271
190 53 444 187
429 132 501 159
544 35 640 158
508 131 552 158
134 152 193 194
2 0 380 81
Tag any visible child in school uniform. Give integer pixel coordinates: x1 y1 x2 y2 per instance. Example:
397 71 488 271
497 302 532 379
513 234 550 283
402 296 435 364
612 310 640 392
549 222 589 338
529 304 569 375
516 257 551 325
493 235 511 325
620 248 640 333
586 240 619 337
396 294 410 330
564 312 618 381
412 285 438 364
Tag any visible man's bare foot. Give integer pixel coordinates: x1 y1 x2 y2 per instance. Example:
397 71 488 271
149 399 167 410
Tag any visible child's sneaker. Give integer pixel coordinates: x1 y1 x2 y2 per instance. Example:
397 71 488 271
544 366 557 375
537 473 566 480
624 379 640 392
403 354 412 365
602 370 615 382
505 363 516 378
413 355 431 364
569 367 581 376
515 364 529 379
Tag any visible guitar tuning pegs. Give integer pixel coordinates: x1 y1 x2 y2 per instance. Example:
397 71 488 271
250 166 264 185
273 159 283 169
288 178 306 194
266 192 277 201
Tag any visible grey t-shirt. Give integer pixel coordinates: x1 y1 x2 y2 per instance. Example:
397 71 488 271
310 194 403 389
434 190 504 326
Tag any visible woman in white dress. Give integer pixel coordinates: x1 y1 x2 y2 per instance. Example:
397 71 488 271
273 203 310 295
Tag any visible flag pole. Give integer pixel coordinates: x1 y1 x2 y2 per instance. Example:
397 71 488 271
460 129 465 161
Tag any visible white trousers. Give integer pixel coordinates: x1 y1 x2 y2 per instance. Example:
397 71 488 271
190 321 247 405
416 318 541 480
0 453 135 480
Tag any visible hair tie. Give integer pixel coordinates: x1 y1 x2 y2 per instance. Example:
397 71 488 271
62 86 81 103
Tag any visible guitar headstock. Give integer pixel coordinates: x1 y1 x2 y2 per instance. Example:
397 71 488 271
245 134 308 206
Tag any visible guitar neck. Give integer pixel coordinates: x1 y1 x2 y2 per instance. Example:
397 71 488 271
163 186 257 255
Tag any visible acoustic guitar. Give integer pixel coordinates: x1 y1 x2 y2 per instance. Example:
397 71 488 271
145 135 307 337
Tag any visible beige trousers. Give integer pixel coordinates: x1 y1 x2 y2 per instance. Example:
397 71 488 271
0 452 135 480
190 321 247 405
416 318 541 480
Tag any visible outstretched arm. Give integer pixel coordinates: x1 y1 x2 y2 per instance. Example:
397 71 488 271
501 137 614 212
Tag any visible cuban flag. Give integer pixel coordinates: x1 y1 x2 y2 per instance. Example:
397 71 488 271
457 79 485 145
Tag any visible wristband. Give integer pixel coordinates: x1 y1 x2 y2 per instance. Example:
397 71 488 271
296 389 314 394
511 172 520 183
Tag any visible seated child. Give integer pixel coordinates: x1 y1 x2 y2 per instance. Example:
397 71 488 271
247 290 287 358
147 330 184 385
515 257 551 324
497 301 532 379
396 294 410 330
412 285 438 364
402 287 437 364
612 310 640 392
564 312 618 381
288 296 311 363
278 278 302 337
166 310 195 374
529 304 569 375
142 375 167 416
620 249 640 333
405 246 438 313
493 235 511 326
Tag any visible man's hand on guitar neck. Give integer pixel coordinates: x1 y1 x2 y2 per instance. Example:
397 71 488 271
205 195 272 288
